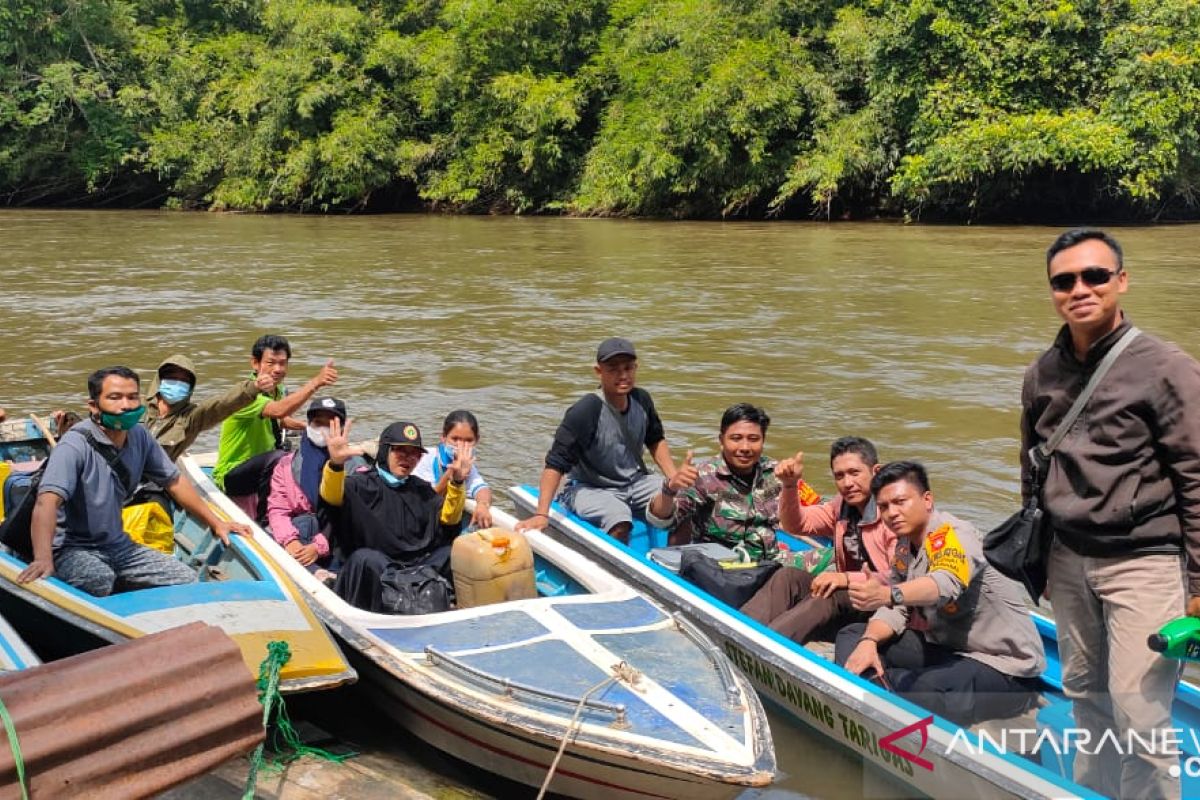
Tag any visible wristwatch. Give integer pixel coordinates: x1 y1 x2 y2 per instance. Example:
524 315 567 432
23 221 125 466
661 477 678 497
890 586 905 608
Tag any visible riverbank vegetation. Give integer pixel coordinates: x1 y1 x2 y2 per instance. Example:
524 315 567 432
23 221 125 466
3 0 1199 220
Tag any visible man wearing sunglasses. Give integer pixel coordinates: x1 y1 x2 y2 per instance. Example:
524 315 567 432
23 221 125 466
1021 228 1200 800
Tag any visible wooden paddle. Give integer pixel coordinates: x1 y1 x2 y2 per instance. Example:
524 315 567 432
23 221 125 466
29 413 57 449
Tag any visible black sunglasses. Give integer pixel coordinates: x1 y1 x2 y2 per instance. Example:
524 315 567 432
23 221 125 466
1049 267 1120 293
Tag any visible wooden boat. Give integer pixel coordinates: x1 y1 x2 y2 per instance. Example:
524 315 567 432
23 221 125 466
0 611 40 672
507 484 1173 800
0 436 355 693
181 454 775 800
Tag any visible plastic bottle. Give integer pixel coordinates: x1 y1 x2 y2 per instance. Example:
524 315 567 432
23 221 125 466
451 528 537 609
1147 617 1200 661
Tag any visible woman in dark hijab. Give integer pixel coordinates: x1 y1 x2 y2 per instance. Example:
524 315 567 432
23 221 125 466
319 418 472 612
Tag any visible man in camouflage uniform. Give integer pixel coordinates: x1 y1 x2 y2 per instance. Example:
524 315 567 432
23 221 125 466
647 403 781 560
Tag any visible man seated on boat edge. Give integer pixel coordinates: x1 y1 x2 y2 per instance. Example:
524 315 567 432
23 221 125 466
212 334 339 521
515 337 680 544
265 396 347 584
834 461 1045 726
15 366 251 596
643 403 780 559
144 354 274 463
413 409 494 529
742 436 900 643
320 418 471 612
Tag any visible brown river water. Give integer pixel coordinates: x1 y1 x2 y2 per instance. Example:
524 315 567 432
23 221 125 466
2 211 1199 798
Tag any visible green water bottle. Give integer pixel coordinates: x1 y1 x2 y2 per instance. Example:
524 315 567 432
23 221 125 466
1147 617 1200 661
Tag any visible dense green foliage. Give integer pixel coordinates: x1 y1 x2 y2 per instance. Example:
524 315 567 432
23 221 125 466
3 0 1199 218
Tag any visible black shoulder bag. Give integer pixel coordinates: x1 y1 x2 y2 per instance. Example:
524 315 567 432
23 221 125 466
0 430 132 562
984 327 1140 603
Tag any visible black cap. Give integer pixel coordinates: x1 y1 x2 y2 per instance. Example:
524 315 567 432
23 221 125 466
307 396 347 423
596 337 637 363
379 421 424 451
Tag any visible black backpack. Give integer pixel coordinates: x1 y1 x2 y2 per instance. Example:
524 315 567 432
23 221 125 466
379 564 453 615
0 430 132 562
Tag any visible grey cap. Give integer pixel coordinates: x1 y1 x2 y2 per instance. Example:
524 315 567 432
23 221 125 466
596 337 637 363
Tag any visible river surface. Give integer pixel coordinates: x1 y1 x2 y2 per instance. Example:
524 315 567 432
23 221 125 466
2 211 1199 798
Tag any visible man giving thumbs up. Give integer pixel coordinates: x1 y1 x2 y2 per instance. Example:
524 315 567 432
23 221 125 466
646 403 782 560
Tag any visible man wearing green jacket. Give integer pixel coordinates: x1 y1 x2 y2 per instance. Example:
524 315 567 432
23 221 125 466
143 354 274 461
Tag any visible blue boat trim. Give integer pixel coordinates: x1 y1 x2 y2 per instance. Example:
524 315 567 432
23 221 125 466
0 630 27 669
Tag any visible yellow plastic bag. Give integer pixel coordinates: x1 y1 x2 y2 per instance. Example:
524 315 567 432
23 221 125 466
123 502 176 554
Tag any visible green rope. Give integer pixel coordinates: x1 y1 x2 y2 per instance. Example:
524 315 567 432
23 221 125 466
243 641 352 800
0 693 28 800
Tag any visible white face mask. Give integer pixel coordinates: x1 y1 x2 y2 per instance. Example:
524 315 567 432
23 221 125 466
306 424 329 448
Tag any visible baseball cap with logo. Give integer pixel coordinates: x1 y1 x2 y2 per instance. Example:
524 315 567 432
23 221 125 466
379 421 424 450
596 337 637 363
306 396 347 423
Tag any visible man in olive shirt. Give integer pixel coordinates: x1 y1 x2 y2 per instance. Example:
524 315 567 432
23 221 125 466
1021 229 1200 799
144 354 274 461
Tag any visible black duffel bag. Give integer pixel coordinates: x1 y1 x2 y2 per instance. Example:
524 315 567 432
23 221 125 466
379 564 453 615
678 548 780 609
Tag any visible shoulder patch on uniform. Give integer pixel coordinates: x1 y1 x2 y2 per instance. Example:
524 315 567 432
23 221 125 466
925 523 970 585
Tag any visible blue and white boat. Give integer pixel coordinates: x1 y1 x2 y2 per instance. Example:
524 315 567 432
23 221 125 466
0 611 39 673
508 484 1191 800
182 455 775 800
0 433 355 694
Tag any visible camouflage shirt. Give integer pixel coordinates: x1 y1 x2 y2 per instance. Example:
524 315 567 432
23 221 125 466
673 456 781 560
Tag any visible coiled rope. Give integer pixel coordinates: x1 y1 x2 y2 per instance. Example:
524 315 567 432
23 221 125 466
243 641 352 799
536 661 642 800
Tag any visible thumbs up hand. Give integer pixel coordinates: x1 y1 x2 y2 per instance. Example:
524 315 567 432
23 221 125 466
666 450 699 494
849 563 892 611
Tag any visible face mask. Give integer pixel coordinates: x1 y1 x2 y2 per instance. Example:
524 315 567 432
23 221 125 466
306 424 329 448
438 442 457 464
376 464 406 487
99 405 146 431
157 379 192 405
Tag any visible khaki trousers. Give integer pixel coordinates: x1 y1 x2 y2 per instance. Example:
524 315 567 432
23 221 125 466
1048 539 1184 800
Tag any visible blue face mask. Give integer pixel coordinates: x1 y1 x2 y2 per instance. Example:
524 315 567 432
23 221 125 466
438 442 457 465
376 464 406 487
99 405 146 431
157 379 192 405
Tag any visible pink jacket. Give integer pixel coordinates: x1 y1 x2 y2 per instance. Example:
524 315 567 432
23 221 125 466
265 452 330 556
779 488 896 585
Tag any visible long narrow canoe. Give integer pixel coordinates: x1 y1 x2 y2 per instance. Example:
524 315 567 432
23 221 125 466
0 452 355 693
509 484 1145 800
183 455 775 800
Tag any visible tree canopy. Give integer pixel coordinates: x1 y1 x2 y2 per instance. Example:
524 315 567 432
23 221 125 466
3 0 1199 220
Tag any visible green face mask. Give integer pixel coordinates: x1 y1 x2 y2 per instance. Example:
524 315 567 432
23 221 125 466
99 405 146 431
